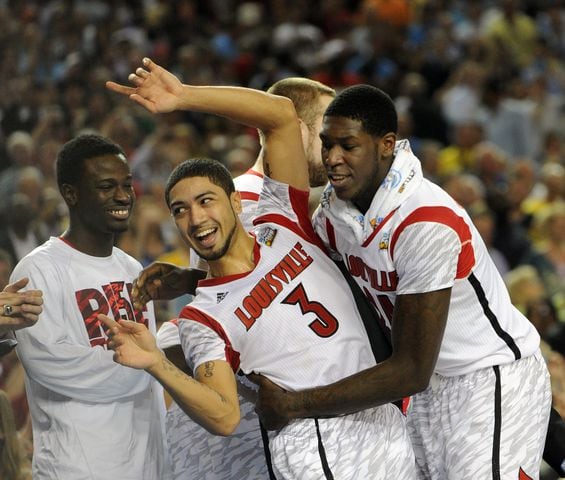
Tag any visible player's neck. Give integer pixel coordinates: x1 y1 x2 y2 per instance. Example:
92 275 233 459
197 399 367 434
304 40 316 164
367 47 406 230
207 230 256 278
61 228 115 257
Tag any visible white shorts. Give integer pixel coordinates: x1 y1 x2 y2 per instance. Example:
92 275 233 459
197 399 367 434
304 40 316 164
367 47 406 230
408 351 552 480
270 403 416 479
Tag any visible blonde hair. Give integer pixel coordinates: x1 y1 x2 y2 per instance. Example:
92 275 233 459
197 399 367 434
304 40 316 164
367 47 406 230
267 77 335 129
0 391 26 480
258 78 336 145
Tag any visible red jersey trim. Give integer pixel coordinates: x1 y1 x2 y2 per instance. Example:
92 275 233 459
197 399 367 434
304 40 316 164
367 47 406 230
198 240 261 287
179 305 241 372
254 184 324 250
390 206 475 279
240 191 260 202
361 208 399 248
241 168 264 179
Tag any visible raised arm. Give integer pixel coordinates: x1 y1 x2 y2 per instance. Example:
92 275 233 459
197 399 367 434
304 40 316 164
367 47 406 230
100 314 240 436
106 57 308 191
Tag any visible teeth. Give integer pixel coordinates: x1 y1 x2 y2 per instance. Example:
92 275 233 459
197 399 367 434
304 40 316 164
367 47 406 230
109 209 128 215
195 228 215 239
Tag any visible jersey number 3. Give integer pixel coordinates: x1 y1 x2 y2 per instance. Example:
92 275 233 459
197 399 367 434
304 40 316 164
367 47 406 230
282 283 339 338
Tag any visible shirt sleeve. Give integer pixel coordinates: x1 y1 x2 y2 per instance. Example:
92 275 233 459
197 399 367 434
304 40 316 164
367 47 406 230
178 320 231 373
393 221 461 295
12 257 151 403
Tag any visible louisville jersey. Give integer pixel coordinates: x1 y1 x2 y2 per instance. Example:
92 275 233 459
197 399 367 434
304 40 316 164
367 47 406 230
234 167 264 230
179 177 376 392
313 144 540 377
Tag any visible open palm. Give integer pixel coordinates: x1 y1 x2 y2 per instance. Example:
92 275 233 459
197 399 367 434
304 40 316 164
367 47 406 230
99 314 163 370
106 57 183 113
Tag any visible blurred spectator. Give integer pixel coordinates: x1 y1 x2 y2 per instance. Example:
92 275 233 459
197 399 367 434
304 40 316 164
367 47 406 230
506 265 555 338
0 193 46 267
469 203 510 277
0 390 31 480
436 121 484 178
442 173 486 211
437 60 486 128
0 132 35 205
485 0 538 68
477 75 539 160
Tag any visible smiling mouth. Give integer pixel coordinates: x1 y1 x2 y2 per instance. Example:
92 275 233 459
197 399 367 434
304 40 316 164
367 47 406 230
328 173 350 185
107 208 130 220
193 227 218 247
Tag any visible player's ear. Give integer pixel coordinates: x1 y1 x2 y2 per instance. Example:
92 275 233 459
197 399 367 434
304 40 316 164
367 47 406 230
230 190 242 215
298 118 309 146
60 183 78 206
379 132 397 157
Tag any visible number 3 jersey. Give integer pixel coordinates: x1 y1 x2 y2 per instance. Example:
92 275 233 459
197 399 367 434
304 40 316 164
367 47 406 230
179 177 376 392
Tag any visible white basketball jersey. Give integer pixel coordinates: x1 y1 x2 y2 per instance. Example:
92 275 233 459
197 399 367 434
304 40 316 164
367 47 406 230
313 177 540 377
234 167 264 230
179 177 376 392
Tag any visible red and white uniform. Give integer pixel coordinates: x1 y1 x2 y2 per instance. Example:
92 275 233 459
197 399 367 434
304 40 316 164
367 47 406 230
12 238 171 480
180 168 271 479
234 167 264 230
312 140 551 479
180 177 415 479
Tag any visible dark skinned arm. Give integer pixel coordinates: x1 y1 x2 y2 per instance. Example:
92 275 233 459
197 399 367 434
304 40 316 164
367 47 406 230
132 261 207 310
253 288 451 429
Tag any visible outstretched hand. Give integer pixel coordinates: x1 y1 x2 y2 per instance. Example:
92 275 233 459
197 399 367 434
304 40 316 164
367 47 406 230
132 262 198 310
105 57 183 113
247 373 292 430
99 314 163 371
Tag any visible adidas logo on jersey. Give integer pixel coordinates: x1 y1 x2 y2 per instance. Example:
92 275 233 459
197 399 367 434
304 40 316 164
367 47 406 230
217 292 228 303
257 226 277 246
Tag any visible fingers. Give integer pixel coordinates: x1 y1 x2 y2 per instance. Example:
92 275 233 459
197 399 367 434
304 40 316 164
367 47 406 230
135 67 150 78
3 277 29 293
105 81 135 96
127 73 145 87
98 313 119 332
142 57 157 71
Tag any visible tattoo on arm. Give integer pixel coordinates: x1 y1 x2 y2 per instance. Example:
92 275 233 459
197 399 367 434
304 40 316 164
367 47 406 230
203 361 214 378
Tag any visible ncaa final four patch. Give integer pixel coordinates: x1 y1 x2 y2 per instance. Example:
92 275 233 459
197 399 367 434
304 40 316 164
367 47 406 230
257 226 277 246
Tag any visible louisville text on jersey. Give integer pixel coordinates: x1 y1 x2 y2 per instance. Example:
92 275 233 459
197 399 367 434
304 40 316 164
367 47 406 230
235 242 313 330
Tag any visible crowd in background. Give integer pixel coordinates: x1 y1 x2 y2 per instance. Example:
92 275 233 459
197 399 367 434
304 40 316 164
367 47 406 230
0 0 563 478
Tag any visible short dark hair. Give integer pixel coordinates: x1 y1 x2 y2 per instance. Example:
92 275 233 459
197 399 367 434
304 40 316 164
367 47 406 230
324 85 397 137
56 134 126 191
165 158 235 207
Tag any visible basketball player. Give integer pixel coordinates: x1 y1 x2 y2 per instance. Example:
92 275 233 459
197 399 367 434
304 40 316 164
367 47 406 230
11 134 171 479
103 59 415 479
133 77 336 480
253 85 552 479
